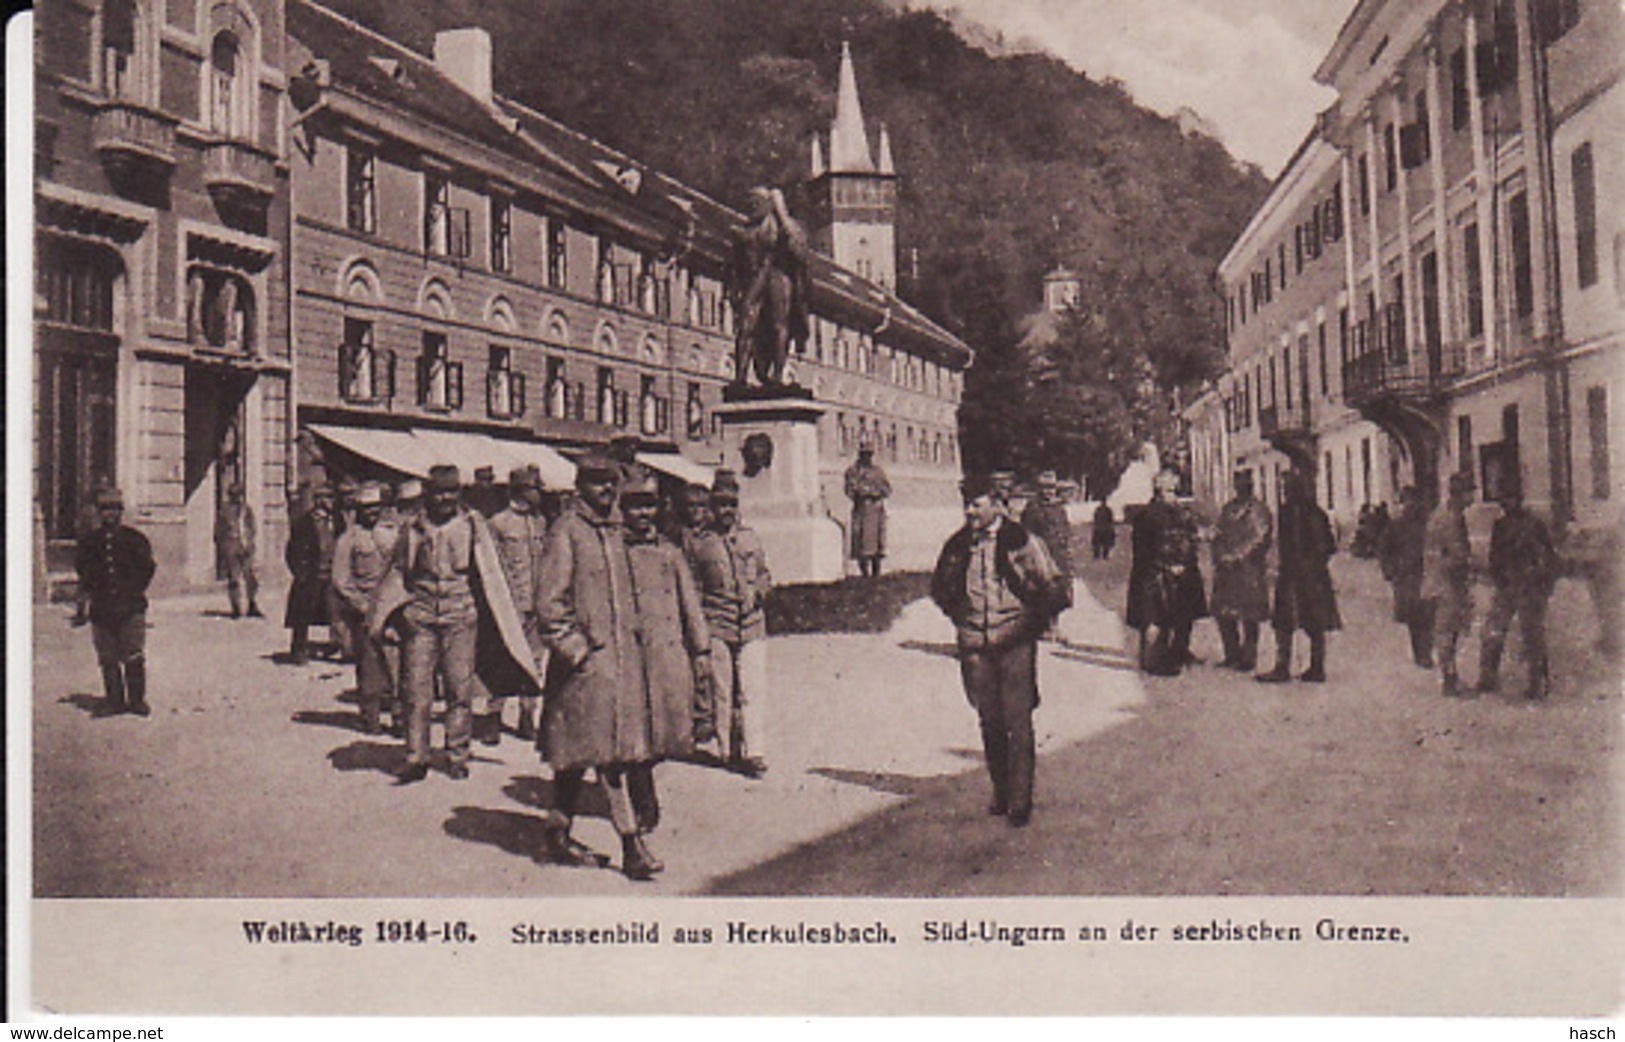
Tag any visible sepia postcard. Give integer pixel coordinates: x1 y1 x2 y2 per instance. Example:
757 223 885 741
11 0 1624 1022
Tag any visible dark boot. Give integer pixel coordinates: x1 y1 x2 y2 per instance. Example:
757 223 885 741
1408 621 1435 668
98 664 127 716
125 659 150 716
289 626 310 665
1478 639 1505 694
981 720 1009 816
1300 632 1327 682
360 702 382 736
629 765 660 834
476 711 502 746
1256 630 1293 683
620 834 658 881
1239 621 1260 671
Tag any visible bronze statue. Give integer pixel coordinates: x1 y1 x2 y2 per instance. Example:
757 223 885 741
732 187 810 389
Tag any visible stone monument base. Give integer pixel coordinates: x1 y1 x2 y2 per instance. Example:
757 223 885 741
714 396 843 584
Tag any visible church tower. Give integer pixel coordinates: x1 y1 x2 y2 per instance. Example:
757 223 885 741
807 42 897 291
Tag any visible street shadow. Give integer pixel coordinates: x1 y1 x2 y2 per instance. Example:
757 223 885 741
808 766 940 797
898 639 958 659
292 708 375 734
442 806 612 869
327 740 406 775
58 693 124 719
1049 646 1141 673
504 775 612 820
199 609 241 619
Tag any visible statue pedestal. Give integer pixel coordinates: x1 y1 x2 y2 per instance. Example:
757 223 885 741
714 397 842 584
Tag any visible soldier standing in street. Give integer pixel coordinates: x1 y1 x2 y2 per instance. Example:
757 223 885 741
74 487 157 717
1021 470 1076 589
1422 471 1477 698
1379 486 1435 669
1126 470 1207 676
331 482 399 734
1478 479 1559 699
844 441 892 577
618 471 714 877
215 482 261 619
1091 502 1117 560
1257 469 1340 684
1210 470 1273 672
931 472 1067 827
480 466 548 743
284 484 337 665
534 453 661 878
686 470 773 776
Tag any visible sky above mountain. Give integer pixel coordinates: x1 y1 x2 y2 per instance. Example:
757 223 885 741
912 0 1355 175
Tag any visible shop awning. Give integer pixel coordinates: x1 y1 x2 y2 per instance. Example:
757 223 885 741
308 424 438 477
637 451 714 489
499 440 577 490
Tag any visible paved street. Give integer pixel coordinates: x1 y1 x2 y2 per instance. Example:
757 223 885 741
31 554 1618 898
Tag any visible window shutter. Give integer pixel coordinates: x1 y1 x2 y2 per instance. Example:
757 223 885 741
339 342 356 400
416 355 430 406
1399 123 1428 169
448 208 472 259
382 350 397 401
448 361 465 410
511 373 526 418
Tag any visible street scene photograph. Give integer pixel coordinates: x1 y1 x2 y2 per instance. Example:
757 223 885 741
17 0 1624 1014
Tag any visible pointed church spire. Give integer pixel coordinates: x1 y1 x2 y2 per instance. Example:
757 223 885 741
829 40 875 173
811 133 826 179
876 124 895 175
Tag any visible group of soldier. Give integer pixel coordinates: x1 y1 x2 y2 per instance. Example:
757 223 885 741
1126 462 1564 701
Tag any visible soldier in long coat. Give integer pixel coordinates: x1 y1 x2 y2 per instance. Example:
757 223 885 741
284 484 337 665
844 444 892 577
1422 471 1477 698
534 453 661 880
1021 470 1076 584
1126 471 1208 675
618 471 713 874
331 482 399 734
1257 469 1340 684
1209 470 1273 671
215 482 261 619
1478 479 1559 699
1379 486 1435 668
478 467 548 743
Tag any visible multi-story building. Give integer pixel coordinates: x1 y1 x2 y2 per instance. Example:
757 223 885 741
284 1 968 571
1189 0 1623 548
34 0 293 596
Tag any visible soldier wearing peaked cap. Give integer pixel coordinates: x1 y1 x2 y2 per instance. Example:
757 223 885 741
845 439 892 578
1423 470 1478 698
74 487 157 717
1479 477 1558 700
332 482 400 734
285 483 338 665
478 465 549 743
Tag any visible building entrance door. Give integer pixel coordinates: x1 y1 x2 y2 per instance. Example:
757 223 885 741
184 365 254 585
38 342 119 570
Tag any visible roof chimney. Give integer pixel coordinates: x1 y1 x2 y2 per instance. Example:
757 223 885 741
434 27 493 107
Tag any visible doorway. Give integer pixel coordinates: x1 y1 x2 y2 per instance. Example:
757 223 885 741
184 365 253 585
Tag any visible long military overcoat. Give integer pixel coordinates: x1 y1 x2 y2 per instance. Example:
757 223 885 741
1270 498 1341 633
1209 496 1273 622
625 537 711 760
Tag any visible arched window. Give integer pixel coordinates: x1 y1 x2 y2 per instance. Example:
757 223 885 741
209 30 249 138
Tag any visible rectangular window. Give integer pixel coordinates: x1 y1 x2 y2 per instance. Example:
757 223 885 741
488 345 524 419
1421 250 1442 361
1295 226 1305 274
417 332 460 411
424 175 449 255
546 357 568 419
1573 142 1598 289
1589 385 1611 500
1451 48 1470 131
346 147 376 235
1325 452 1335 510
640 375 660 436
340 317 390 403
490 198 512 274
686 383 706 441
1278 244 1287 290
1283 346 1293 410
1318 322 1329 396
1510 190 1534 318
597 367 615 425
1463 222 1485 337
1384 123 1398 192
1358 154 1371 215
546 218 568 289
1458 414 1474 476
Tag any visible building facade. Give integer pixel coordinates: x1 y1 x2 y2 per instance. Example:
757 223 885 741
1189 0 1623 549
35 0 293 596
284 2 968 567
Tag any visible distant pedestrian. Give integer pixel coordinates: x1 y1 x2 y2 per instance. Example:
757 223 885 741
331 482 399 734
479 467 548 743
1091 503 1116 560
284 484 338 665
1379 486 1435 668
686 470 773 776
1210 470 1273 672
1257 469 1339 684
844 441 892 577
1478 479 1558 699
1422 471 1477 698
1021 470 1076 585
931 472 1068 827
215 481 262 619
1126 470 1207 676
74 487 156 717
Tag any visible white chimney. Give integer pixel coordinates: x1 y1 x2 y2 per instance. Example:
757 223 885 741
434 27 493 107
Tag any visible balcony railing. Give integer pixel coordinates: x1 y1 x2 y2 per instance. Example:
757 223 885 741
92 100 177 175
203 139 277 208
1259 401 1312 439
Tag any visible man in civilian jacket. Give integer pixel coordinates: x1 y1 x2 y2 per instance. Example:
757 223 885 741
75 487 157 717
931 472 1068 827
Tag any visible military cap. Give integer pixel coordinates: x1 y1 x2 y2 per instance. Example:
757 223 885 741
1448 470 1477 494
312 483 336 500
1036 469 1059 487
354 482 384 506
621 470 660 504
428 464 461 492
473 465 495 483
575 450 618 482
710 468 741 502
509 466 538 490
960 472 997 502
96 486 126 508
396 478 424 502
